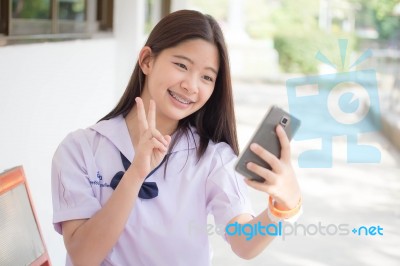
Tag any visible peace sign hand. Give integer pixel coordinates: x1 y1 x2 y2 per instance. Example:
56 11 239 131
131 97 171 180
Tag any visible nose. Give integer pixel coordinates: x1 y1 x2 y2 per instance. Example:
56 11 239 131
181 75 198 95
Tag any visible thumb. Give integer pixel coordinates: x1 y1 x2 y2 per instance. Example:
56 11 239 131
164 135 172 146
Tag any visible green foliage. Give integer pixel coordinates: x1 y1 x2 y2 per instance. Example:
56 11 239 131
269 0 320 36
12 0 51 19
188 0 397 73
351 0 400 39
244 0 275 39
268 0 324 74
261 0 358 74
274 32 357 74
274 34 318 74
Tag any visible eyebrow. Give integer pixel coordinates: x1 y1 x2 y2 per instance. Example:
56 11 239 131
172 55 218 75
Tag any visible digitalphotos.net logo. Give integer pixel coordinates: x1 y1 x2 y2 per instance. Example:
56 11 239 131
286 39 381 168
188 221 384 241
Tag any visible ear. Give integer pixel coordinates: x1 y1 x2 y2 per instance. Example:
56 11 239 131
138 46 153 75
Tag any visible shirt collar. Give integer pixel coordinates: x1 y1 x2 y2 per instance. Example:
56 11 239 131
171 126 199 153
89 115 198 161
89 115 134 161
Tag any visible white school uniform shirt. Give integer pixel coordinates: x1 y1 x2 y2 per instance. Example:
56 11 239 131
51 114 254 266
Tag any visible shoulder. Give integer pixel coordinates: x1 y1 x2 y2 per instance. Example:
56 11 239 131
56 116 121 152
56 127 98 153
52 122 102 167
206 140 236 159
188 128 237 166
204 141 237 172
183 126 236 159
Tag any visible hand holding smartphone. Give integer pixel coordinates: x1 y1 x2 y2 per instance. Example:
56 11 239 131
235 106 300 182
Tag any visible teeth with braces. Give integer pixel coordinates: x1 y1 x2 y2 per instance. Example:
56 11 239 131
169 90 191 104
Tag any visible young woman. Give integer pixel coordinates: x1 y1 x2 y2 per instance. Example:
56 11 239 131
51 9 302 266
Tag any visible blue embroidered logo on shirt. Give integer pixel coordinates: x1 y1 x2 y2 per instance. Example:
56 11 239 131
87 171 110 188
97 171 103 180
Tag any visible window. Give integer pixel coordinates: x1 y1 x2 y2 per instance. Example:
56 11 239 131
12 0 51 19
58 0 87 34
59 0 86 21
1 0 113 43
0 0 9 34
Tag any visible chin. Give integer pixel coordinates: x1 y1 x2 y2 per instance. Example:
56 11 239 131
164 105 199 122
162 111 186 123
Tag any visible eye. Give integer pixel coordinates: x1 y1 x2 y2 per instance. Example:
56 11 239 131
203 75 214 82
174 63 187 70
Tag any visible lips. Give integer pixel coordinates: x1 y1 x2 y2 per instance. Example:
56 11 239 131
167 89 194 105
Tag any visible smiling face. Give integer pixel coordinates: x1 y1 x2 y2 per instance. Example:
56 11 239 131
139 39 219 129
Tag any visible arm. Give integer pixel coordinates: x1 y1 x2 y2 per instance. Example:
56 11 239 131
226 211 274 260
61 98 171 265
227 125 302 259
62 168 143 266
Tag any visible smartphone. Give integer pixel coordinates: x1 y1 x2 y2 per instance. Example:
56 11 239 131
235 106 301 182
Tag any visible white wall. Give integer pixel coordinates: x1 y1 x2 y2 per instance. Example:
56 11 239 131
114 0 145 100
0 38 116 265
0 2 155 264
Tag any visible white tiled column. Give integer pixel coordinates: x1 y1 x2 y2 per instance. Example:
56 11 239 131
86 0 99 33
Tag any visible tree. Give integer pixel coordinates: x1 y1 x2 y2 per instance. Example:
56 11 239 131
352 0 400 40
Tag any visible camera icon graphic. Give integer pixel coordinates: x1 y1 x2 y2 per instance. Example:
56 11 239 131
286 40 381 168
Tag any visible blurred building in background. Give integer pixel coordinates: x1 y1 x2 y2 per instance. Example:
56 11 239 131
0 0 116 41
0 0 177 43
0 0 280 86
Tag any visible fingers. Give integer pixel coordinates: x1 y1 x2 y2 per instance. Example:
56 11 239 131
150 134 171 153
147 99 156 129
244 178 272 194
250 143 282 172
247 126 291 175
147 100 168 146
246 162 275 183
276 125 291 163
150 128 168 146
164 135 171 144
243 125 298 207
135 97 148 134
151 137 168 152
135 97 169 149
